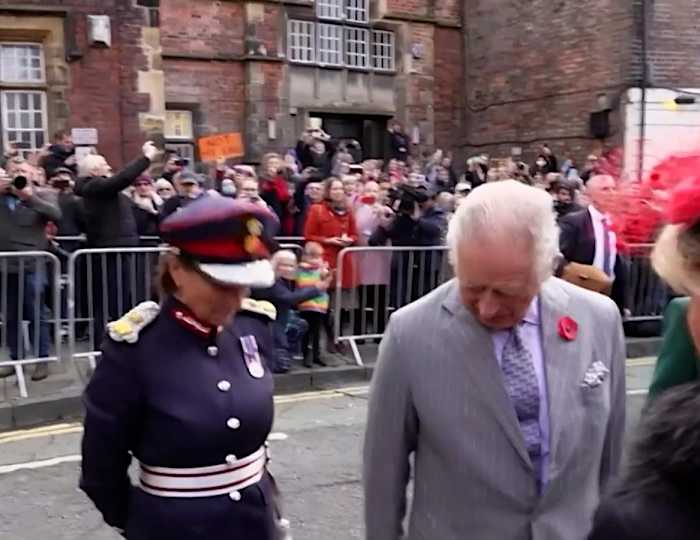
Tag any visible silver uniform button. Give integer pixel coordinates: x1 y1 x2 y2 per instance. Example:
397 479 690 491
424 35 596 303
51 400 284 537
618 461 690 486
217 380 231 392
226 454 237 464
207 346 219 357
229 490 241 501
226 417 241 430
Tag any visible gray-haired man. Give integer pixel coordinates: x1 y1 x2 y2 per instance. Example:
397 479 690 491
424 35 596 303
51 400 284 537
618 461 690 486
364 180 626 540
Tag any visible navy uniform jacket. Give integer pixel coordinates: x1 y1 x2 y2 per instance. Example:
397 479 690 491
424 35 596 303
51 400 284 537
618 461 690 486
80 296 278 539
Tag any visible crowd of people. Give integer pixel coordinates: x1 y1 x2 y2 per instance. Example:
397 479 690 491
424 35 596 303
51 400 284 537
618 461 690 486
0 123 627 380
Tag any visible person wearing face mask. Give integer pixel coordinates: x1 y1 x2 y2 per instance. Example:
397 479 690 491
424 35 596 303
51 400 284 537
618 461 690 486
81 196 290 540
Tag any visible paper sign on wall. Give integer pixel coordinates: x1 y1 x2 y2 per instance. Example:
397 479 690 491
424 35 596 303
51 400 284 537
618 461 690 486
198 133 244 161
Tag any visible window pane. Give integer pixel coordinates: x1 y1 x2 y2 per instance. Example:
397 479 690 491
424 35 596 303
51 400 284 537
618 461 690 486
371 30 395 71
317 0 343 20
287 20 315 64
346 0 369 23
2 91 48 154
345 27 369 68
318 24 342 66
0 44 43 82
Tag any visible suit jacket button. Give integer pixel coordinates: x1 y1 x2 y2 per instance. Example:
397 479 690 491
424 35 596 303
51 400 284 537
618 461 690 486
227 417 241 430
229 490 241 501
207 346 219 357
226 454 237 464
217 380 231 392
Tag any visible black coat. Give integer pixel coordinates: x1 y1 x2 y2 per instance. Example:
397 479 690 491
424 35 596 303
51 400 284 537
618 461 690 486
589 492 700 540
388 131 410 162
558 209 627 312
75 157 151 247
41 145 77 178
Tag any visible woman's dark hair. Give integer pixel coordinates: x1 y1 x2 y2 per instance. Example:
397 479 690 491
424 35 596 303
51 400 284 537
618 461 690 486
619 382 700 501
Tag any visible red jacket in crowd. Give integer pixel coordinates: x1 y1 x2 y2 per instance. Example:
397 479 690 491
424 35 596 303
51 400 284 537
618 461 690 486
304 202 358 289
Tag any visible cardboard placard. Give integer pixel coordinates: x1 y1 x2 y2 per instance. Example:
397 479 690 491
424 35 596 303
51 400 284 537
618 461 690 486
198 133 244 161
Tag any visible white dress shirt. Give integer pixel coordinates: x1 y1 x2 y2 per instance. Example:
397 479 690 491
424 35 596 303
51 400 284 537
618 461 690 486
588 205 617 279
491 297 551 487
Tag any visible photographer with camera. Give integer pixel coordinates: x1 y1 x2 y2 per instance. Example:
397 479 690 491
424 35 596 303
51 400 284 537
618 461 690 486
41 130 77 179
49 167 85 252
76 141 161 341
296 127 337 179
0 160 62 381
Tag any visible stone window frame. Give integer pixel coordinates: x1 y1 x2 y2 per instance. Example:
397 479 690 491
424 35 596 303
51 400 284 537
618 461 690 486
0 41 48 156
287 20 316 64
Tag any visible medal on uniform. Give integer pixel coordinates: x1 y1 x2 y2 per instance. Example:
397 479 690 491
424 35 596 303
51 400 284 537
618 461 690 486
240 335 265 379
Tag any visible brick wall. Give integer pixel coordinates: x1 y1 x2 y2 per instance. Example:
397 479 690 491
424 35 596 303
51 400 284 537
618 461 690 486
0 1 156 167
461 0 636 165
434 26 464 153
160 0 244 58
164 59 245 136
645 0 700 87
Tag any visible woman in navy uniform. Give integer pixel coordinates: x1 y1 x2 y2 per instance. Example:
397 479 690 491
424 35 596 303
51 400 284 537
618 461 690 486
80 196 285 539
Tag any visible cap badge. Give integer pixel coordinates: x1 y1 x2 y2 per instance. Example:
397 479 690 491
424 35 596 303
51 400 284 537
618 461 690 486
240 335 265 379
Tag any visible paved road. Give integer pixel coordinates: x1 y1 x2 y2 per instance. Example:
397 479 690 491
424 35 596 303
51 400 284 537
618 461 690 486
0 361 654 540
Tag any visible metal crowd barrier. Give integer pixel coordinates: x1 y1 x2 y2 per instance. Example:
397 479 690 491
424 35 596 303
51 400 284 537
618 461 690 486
67 247 171 370
624 243 671 322
333 246 451 366
0 251 62 398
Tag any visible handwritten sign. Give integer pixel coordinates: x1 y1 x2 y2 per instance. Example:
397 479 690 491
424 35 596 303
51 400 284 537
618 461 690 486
198 133 244 161
71 128 99 146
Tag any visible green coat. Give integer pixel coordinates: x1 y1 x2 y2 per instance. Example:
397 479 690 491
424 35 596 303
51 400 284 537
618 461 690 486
647 297 700 401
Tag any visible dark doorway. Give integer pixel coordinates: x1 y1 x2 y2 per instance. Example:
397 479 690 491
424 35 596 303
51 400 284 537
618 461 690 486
311 113 389 160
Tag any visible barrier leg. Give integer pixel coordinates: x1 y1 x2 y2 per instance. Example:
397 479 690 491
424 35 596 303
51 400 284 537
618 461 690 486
14 363 28 398
348 338 363 367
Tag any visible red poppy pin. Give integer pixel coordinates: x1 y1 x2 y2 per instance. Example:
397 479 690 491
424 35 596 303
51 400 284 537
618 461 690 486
557 316 578 341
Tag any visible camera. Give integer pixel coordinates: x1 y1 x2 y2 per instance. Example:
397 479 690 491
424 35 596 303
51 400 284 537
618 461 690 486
12 175 27 190
386 184 429 214
175 158 189 167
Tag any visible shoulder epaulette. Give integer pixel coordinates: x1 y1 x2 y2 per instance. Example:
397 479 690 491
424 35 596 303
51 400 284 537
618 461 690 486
240 298 277 321
107 301 161 343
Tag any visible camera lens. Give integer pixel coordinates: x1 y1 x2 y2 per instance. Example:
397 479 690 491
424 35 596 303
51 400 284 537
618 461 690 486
12 175 27 190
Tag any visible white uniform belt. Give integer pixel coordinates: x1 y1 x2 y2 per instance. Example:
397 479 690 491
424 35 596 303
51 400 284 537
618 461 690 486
138 446 266 498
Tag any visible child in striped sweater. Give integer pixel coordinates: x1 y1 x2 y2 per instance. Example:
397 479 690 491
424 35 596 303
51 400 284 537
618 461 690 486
297 241 331 367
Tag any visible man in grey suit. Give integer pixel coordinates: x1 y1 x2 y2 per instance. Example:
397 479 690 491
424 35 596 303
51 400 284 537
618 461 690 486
364 180 626 540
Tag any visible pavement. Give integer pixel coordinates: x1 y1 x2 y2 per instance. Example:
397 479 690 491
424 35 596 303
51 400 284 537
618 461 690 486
0 335 661 430
0 359 655 540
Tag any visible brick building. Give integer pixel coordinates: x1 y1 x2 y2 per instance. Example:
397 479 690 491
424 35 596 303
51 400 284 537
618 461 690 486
0 0 463 168
0 0 697 171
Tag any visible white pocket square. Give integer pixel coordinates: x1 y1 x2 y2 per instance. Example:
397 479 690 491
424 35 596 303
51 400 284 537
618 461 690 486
581 361 610 389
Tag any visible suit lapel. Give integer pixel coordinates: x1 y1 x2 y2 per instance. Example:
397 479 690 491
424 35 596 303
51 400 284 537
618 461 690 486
442 283 533 468
538 279 577 468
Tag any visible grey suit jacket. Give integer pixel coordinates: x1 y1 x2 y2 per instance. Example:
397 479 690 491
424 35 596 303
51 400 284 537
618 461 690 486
0 191 61 271
364 278 626 540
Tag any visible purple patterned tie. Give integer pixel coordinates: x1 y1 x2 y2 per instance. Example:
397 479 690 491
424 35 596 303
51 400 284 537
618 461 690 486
501 327 542 468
